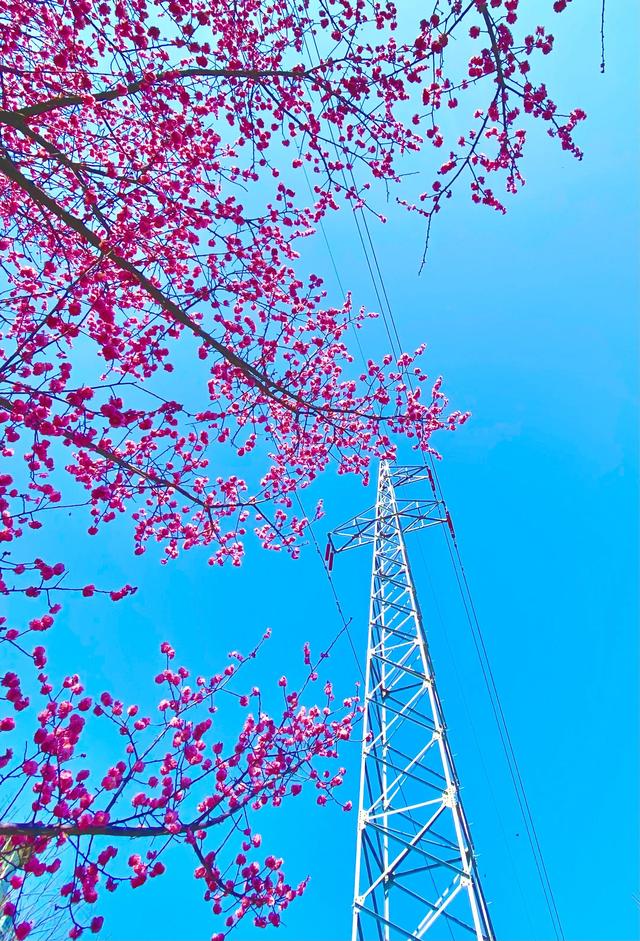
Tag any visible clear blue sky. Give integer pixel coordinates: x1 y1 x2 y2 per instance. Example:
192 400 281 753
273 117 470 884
7 3 638 939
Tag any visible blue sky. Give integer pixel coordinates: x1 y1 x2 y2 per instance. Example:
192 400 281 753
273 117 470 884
5 3 638 940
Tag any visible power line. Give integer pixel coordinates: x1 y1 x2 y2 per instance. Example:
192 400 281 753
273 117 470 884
289 3 402 362
283 9 564 936
300 161 368 371
324 83 566 938
427 458 565 941
414 538 536 932
294 492 365 685
348 185 403 358
343 200 567 937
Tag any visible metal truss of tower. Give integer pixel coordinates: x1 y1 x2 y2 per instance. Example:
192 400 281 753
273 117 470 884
328 462 495 941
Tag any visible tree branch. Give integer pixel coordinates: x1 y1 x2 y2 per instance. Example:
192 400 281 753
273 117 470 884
0 150 306 412
0 818 218 838
8 67 310 121
0 394 211 509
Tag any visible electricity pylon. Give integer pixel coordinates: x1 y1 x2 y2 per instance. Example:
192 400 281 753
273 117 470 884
328 462 495 941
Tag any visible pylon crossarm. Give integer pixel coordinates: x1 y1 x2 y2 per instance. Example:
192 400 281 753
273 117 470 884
387 467 435 489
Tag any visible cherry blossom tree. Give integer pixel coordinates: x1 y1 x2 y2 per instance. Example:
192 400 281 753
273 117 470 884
0 0 584 570
0 0 585 937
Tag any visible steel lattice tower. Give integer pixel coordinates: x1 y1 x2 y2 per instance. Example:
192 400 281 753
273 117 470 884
328 461 495 941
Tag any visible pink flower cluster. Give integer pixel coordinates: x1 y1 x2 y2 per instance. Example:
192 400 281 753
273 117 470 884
0 637 357 938
0 0 580 575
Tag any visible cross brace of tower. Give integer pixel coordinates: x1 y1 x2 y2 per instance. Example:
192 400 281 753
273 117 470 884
329 461 495 941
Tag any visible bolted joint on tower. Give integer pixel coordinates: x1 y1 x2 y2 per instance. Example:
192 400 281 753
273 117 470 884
331 460 495 941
